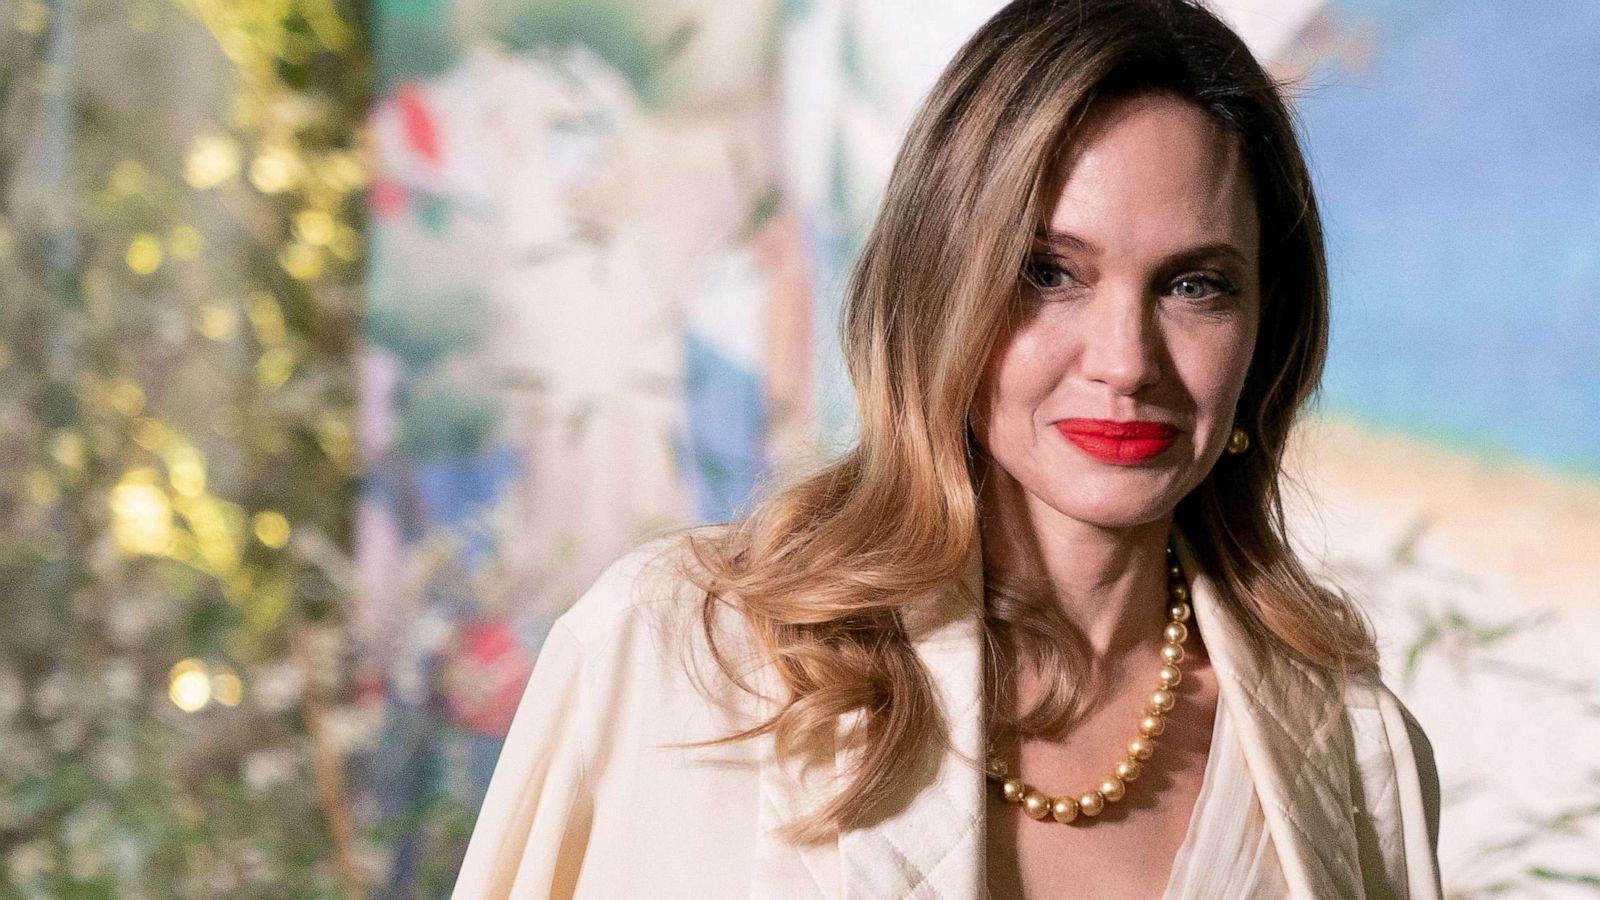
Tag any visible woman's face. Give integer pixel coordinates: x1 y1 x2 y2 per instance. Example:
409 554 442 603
971 90 1262 530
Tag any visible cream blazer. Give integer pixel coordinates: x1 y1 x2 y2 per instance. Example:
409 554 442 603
453 524 1444 899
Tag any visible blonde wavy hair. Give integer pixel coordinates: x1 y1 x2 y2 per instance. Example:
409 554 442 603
671 0 1377 844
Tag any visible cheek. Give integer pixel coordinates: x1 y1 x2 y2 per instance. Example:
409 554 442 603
1169 325 1256 416
972 329 1048 447
983 328 1061 412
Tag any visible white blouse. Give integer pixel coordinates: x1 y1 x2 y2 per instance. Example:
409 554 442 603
1160 685 1292 899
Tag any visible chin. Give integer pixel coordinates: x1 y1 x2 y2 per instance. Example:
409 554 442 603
1070 508 1172 531
1038 488 1178 531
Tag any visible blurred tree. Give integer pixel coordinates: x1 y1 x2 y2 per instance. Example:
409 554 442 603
0 0 369 894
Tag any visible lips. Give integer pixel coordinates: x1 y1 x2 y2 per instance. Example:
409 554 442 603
1054 418 1179 464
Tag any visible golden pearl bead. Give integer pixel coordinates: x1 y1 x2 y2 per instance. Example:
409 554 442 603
1050 796 1079 823
986 538 1201 826
1022 789 1051 820
1078 790 1106 817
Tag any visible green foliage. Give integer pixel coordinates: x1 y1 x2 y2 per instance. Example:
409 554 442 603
0 0 369 892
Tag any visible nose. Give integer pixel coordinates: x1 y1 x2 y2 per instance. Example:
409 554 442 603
1079 287 1161 395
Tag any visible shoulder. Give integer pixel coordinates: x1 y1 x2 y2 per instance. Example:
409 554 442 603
456 527 762 896
553 523 753 650
1338 670 1437 761
1339 668 1443 859
554 525 721 645
549 523 768 716
1339 669 1438 773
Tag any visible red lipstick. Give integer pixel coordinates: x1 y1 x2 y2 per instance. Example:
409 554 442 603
1055 418 1179 464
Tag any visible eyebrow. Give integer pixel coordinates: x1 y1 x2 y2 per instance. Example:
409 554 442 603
1033 228 1250 268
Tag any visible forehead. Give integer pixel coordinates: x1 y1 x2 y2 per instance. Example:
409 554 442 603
1044 92 1258 254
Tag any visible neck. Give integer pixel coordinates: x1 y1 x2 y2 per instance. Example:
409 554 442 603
977 461 1173 668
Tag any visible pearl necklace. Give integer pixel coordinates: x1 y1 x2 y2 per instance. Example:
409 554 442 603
985 539 1193 823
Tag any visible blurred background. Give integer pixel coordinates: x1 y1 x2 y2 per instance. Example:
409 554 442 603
1 0 1596 896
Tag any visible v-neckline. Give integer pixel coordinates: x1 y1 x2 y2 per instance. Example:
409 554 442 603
1158 684 1230 898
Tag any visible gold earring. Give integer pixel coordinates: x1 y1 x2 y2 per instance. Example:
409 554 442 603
1226 427 1250 455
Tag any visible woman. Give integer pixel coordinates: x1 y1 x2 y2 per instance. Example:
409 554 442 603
454 0 1443 897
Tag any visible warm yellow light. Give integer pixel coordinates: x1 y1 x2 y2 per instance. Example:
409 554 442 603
109 379 145 417
211 667 243 707
328 225 362 263
189 503 242 576
126 234 163 274
169 659 211 712
293 209 335 246
198 305 238 341
256 347 295 389
110 471 173 556
185 134 241 189
278 242 324 281
50 430 86 472
132 418 166 450
314 416 352 462
302 3 355 51
320 151 367 192
249 149 298 194
166 445 206 497
252 510 291 549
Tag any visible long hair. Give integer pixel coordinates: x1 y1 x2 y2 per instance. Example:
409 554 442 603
669 0 1377 844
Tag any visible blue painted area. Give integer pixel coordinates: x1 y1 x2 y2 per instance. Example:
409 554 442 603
1297 0 1600 479
680 331 767 523
811 161 863 453
414 443 522 569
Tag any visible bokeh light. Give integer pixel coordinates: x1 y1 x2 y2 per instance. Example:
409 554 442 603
168 659 211 713
252 511 291 549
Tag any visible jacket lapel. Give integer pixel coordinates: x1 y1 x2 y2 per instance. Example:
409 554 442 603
751 537 988 899
1172 525 1367 899
750 649 842 899
756 524 1370 900
836 536 988 898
